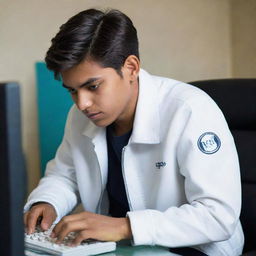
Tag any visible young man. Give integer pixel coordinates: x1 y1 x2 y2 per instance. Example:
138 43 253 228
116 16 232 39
24 9 244 256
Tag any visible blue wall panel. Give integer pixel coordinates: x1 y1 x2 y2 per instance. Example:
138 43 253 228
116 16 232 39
35 62 73 175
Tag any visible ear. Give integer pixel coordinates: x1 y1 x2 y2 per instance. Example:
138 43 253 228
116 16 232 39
122 55 140 82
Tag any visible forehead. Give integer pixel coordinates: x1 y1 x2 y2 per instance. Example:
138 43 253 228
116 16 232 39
61 59 118 87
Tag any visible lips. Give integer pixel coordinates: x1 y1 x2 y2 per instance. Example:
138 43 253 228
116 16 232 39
86 112 102 120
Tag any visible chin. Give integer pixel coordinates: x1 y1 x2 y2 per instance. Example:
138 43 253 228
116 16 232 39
92 119 112 128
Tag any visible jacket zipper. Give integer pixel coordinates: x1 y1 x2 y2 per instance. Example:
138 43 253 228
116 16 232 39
121 146 133 211
97 173 104 214
95 147 104 214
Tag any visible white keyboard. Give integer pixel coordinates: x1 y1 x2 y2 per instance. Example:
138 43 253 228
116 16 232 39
25 225 116 256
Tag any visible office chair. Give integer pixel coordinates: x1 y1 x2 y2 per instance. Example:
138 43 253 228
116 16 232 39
189 79 256 256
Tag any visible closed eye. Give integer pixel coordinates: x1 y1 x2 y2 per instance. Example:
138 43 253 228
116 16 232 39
65 82 101 94
88 83 100 91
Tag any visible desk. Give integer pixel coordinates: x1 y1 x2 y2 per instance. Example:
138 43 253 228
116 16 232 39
25 240 180 256
99 240 179 256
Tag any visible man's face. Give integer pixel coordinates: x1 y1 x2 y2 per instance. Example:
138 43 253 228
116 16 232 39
61 58 138 128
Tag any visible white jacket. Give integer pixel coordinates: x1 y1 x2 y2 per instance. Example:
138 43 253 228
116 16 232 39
25 69 244 256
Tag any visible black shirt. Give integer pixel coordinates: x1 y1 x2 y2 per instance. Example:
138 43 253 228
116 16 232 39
106 126 132 217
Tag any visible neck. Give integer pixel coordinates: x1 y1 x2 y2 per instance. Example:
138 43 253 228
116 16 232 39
112 79 139 136
112 119 134 136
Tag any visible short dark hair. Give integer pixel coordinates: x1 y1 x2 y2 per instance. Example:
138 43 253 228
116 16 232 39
45 8 139 79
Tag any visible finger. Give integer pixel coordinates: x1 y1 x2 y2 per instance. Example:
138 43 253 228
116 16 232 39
40 208 56 231
53 220 88 242
52 213 85 237
24 212 29 227
60 212 87 223
71 230 91 247
26 209 42 234
53 220 88 244
24 212 30 233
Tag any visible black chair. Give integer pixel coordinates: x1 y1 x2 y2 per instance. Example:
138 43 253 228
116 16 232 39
189 79 256 256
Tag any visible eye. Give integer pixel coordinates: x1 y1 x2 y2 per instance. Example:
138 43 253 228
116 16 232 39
88 83 100 91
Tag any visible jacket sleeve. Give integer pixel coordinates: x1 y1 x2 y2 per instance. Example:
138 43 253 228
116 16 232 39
24 106 79 222
127 93 242 247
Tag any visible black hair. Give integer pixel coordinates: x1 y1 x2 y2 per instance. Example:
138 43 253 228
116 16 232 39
45 8 139 79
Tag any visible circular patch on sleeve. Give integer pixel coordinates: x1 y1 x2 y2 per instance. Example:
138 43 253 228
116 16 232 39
197 132 221 154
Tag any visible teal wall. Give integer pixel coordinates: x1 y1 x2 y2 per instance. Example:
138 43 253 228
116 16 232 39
35 62 73 175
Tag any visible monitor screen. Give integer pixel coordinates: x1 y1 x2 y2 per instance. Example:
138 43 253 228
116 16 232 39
0 82 26 256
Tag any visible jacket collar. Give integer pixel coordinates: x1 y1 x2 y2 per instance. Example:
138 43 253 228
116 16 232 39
82 68 161 145
129 69 160 144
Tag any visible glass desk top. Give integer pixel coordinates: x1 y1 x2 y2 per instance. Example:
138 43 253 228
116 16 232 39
101 240 179 255
25 240 180 256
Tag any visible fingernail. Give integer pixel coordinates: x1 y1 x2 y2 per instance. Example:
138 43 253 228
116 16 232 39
50 231 55 238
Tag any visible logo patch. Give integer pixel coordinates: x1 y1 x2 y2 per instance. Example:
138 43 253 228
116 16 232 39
156 162 166 169
197 132 221 154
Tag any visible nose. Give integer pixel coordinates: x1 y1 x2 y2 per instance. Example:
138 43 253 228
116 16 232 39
76 90 93 111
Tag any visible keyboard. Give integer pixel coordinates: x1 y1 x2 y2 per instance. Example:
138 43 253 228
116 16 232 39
25 225 116 256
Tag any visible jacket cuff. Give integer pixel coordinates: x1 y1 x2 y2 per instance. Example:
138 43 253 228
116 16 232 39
127 210 155 246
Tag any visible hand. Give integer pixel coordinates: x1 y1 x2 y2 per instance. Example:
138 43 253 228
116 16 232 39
24 202 57 234
51 211 132 246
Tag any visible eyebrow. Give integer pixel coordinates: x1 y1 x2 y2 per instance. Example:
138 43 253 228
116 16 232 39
62 77 102 89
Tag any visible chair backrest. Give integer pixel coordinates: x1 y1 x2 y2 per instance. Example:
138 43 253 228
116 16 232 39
189 79 256 253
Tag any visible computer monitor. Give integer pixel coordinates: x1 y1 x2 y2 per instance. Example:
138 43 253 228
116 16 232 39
0 82 26 256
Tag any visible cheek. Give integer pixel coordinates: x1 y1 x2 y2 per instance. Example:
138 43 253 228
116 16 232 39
101 97 121 113
98 79 131 113
97 95 122 119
